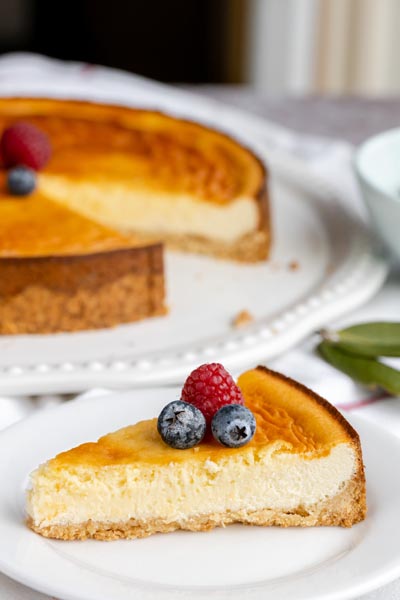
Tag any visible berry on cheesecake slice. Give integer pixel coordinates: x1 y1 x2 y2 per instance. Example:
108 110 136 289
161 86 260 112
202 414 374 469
157 401 206 449
26 365 366 540
181 362 244 424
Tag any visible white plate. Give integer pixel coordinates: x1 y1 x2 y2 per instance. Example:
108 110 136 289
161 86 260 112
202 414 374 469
0 389 400 600
0 64 388 395
0 172 387 395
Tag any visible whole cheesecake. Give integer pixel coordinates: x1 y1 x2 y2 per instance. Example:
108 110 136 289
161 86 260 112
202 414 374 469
26 367 366 540
0 98 269 334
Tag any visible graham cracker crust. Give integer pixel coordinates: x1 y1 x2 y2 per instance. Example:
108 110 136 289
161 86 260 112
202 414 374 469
129 228 271 263
27 472 366 541
0 244 166 334
156 178 271 263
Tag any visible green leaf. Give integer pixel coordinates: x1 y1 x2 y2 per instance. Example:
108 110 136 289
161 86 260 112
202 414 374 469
321 322 400 357
318 341 400 396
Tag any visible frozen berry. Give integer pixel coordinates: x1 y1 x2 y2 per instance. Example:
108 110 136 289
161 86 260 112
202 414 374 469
7 166 36 196
211 404 256 448
181 363 244 425
157 400 206 449
1 122 51 170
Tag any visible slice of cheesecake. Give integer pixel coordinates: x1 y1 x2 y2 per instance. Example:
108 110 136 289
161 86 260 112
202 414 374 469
26 367 366 540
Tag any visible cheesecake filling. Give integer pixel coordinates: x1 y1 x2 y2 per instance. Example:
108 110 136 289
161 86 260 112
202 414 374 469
39 175 260 244
27 443 357 528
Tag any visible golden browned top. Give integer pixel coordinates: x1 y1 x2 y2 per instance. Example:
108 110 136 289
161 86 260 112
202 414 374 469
52 366 356 469
238 366 357 446
0 173 137 257
0 98 265 258
0 98 264 203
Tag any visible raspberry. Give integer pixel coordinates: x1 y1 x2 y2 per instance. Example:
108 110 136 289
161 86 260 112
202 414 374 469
181 363 244 424
1 122 52 170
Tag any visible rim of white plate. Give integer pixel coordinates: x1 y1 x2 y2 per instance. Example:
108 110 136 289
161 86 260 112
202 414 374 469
0 85 390 394
0 393 400 600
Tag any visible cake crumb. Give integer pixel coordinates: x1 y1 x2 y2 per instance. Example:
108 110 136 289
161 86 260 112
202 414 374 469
232 310 254 329
288 260 300 271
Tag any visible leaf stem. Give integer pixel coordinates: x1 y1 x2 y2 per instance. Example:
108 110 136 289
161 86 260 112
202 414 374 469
319 328 340 343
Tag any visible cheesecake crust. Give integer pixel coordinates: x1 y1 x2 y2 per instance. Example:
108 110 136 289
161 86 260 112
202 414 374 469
27 470 366 541
0 244 165 334
130 227 270 263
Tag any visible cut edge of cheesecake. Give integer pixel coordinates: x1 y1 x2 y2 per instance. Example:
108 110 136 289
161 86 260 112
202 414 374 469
0 97 271 263
26 367 366 540
0 244 166 335
26 474 365 541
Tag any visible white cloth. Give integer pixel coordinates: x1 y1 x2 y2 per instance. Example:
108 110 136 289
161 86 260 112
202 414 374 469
0 53 398 599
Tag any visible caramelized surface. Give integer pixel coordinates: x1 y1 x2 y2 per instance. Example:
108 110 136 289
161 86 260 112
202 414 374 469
238 367 353 446
0 98 264 203
0 174 136 257
53 367 353 469
0 98 264 258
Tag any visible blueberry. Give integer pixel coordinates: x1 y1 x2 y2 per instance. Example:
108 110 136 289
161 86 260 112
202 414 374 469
211 404 256 448
157 401 206 449
7 166 36 196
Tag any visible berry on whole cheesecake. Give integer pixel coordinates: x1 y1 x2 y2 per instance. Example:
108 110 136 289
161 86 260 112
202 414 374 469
181 363 244 424
7 166 37 196
1 122 51 170
157 400 206 449
211 404 256 448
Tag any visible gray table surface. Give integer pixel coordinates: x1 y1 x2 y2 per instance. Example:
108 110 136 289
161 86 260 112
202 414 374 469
188 86 400 146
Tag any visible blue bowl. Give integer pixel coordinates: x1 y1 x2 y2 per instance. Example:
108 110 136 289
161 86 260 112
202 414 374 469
355 128 400 262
